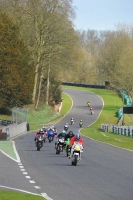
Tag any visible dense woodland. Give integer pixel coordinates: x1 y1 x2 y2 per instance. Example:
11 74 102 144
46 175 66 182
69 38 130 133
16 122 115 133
0 0 133 110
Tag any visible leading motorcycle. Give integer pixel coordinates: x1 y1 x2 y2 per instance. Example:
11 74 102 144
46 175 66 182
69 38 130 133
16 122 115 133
71 142 83 166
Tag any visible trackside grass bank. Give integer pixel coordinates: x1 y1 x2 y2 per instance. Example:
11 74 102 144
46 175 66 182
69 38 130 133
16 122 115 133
62 86 133 151
1 85 133 199
28 92 72 131
0 191 45 200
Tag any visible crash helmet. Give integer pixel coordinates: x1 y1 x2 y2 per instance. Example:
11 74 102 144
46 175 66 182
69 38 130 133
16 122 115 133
39 128 43 133
62 130 66 134
61 130 66 136
68 131 73 136
75 133 80 140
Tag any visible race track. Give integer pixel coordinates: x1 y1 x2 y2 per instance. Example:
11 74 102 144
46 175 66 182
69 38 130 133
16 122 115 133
1 88 133 200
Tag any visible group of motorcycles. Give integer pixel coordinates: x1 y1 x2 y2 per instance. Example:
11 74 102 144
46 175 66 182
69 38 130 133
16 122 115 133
87 101 94 115
55 120 83 166
35 127 57 151
35 118 84 166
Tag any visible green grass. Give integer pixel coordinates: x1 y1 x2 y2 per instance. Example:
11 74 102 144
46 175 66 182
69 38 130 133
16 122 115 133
62 85 133 150
28 92 72 131
0 191 45 200
1 85 133 199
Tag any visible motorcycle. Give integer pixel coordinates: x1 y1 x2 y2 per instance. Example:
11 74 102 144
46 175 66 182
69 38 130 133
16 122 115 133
70 119 74 125
71 142 83 166
43 132 47 142
47 130 54 143
65 138 71 157
64 126 69 132
90 110 94 115
87 101 90 107
36 134 44 151
56 137 65 154
79 122 83 128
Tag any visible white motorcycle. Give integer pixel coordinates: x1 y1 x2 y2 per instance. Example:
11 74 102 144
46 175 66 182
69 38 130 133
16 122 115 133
71 142 83 166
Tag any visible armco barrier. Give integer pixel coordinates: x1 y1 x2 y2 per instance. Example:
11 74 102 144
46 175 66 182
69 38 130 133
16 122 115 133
62 82 105 89
101 124 115 132
102 124 133 138
2 122 27 140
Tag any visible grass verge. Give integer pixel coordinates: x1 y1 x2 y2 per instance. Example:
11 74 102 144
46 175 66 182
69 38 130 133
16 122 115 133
0 191 45 200
62 85 133 150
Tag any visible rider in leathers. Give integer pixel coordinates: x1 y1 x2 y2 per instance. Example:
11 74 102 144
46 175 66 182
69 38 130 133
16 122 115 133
55 130 66 149
68 133 84 159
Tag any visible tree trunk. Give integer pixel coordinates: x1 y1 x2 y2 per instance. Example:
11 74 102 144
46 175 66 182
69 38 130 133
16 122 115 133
35 70 43 109
32 55 40 105
45 54 51 105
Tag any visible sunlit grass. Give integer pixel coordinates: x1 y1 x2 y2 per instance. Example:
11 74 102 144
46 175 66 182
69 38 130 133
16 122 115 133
0 191 45 200
62 85 133 150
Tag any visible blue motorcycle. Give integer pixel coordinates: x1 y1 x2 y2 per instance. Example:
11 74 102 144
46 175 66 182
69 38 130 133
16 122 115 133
47 130 54 143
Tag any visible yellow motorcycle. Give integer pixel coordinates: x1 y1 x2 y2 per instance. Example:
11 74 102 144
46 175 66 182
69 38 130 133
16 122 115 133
87 101 90 107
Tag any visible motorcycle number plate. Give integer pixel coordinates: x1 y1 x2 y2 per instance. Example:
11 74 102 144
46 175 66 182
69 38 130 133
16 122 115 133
74 153 79 155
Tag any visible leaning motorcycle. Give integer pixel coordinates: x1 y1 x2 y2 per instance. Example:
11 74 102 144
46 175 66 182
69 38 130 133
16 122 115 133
71 142 83 166
56 137 65 154
36 134 44 151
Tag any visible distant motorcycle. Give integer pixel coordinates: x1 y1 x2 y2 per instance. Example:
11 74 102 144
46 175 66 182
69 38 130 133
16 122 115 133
64 125 69 132
56 137 65 154
87 101 90 107
90 110 94 115
70 119 74 125
71 142 83 166
36 134 44 151
79 121 83 128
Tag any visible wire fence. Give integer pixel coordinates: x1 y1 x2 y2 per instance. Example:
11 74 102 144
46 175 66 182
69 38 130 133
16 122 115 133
12 107 29 124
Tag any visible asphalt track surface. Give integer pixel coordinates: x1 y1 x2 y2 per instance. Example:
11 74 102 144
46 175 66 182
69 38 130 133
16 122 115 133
1 88 133 200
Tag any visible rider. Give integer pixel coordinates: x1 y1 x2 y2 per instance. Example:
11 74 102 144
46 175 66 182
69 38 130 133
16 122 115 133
68 133 84 159
55 130 66 149
65 131 75 154
87 101 90 107
79 120 83 126
70 117 74 123
65 130 75 141
51 125 57 136
34 128 45 141
64 123 69 131
90 107 94 113
42 126 47 138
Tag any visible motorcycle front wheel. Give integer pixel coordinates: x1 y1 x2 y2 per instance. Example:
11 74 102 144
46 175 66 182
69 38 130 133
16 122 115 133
73 155 78 166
